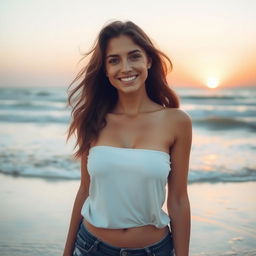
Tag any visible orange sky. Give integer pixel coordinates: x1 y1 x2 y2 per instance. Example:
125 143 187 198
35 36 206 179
0 0 255 89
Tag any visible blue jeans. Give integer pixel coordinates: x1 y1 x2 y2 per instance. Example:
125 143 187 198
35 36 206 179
73 221 174 256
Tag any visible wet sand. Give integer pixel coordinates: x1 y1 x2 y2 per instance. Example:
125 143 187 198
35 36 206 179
0 174 255 256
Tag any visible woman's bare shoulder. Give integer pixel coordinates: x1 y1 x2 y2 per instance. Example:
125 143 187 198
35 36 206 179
164 107 192 125
164 108 192 148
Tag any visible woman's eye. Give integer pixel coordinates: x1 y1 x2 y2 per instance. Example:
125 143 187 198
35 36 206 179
108 58 119 64
130 54 141 60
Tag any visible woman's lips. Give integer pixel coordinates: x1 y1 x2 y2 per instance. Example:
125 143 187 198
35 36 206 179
118 75 138 83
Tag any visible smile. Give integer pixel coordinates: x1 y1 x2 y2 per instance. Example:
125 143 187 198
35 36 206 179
119 75 138 82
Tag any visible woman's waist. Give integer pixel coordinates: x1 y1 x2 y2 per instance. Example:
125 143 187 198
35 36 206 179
82 218 170 248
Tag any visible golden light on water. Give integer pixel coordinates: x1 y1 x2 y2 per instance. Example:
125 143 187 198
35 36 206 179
206 77 220 88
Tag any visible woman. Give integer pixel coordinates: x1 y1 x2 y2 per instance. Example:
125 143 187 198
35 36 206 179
63 20 192 256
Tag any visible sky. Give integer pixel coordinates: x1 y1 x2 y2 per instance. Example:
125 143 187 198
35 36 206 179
0 0 255 89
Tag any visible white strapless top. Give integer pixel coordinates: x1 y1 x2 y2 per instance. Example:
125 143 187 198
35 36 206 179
81 145 171 229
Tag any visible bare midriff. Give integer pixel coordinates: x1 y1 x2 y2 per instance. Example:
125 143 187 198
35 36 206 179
83 219 169 248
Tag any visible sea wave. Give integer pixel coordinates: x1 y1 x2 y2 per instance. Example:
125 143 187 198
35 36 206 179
181 95 247 100
0 88 67 102
0 154 80 180
0 153 255 183
1 167 255 183
193 116 256 131
189 168 256 183
1 113 255 131
0 113 70 123
0 100 68 111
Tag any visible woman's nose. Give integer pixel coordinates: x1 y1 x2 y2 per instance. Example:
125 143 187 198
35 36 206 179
120 59 132 72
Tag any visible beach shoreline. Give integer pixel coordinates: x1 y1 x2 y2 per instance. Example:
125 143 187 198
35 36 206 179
0 174 255 255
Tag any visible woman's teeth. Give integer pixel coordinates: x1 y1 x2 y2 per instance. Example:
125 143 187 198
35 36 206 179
120 75 137 82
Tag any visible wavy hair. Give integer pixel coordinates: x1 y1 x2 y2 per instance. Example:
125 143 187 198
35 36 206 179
66 20 180 159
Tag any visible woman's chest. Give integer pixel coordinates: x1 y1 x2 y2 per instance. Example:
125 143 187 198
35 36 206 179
94 111 174 151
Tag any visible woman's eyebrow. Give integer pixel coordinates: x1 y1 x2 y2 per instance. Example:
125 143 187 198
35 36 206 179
106 49 142 59
128 49 142 55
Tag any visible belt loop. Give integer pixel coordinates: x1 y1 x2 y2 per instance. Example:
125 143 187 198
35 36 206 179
120 248 128 256
92 240 100 252
145 247 155 256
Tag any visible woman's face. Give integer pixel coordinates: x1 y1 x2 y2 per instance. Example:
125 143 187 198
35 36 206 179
105 35 151 93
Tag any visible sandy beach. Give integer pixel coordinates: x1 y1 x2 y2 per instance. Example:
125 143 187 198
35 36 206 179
0 174 255 256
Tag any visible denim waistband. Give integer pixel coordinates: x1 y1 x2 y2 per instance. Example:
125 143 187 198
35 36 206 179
78 220 173 255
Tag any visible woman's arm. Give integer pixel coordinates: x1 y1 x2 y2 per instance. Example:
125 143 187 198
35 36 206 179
167 110 192 256
63 150 91 256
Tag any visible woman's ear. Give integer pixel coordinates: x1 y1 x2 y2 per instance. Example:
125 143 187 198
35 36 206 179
147 57 152 69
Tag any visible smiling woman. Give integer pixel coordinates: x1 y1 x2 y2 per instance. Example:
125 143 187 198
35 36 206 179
63 20 192 256
105 36 151 92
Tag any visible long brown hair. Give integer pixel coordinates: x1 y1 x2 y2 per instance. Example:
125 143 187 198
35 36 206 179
66 20 180 159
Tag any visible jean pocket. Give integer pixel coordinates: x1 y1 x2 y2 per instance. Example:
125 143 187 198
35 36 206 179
73 232 96 255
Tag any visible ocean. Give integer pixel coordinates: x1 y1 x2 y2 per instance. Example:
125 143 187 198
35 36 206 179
0 86 255 183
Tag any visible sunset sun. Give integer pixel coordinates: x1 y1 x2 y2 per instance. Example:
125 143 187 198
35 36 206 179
206 77 220 88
